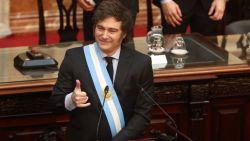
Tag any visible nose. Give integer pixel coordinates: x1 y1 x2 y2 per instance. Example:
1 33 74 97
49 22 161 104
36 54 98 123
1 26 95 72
101 30 109 39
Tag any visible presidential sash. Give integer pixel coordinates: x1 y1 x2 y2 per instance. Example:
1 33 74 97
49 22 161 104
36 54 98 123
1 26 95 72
83 43 125 137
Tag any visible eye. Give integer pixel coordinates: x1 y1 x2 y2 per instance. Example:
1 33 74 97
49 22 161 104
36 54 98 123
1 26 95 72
96 25 105 32
108 28 118 34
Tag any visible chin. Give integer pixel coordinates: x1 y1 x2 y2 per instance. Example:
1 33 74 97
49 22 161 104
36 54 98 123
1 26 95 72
99 44 111 51
98 42 109 48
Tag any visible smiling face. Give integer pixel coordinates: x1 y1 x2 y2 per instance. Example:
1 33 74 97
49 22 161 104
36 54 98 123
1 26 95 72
94 17 126 56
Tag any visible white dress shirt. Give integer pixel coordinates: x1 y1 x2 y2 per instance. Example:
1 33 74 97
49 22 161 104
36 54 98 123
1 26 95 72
161 0 173 4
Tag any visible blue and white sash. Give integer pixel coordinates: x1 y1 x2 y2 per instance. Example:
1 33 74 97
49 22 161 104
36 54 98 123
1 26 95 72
83 43 125 137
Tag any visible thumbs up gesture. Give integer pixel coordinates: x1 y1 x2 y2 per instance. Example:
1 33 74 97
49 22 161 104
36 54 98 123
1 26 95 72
71 80 91 108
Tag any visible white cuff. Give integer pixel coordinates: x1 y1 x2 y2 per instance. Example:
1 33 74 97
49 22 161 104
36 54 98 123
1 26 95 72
161 0 173 4
86 0 96 6
65 92 76 111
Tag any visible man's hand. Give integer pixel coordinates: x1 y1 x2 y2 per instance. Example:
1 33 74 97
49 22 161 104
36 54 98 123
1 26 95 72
161 1 182 27
78 0 95 11
71 80 91 108
208 0 226 21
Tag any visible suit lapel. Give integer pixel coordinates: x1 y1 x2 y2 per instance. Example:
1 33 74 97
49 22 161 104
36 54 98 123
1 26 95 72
114 47 132 91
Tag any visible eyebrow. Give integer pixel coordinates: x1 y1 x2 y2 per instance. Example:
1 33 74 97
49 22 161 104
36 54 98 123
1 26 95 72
96 25 119 32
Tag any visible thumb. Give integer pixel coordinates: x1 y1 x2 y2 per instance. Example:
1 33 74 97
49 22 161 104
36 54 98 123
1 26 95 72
75 80 81 90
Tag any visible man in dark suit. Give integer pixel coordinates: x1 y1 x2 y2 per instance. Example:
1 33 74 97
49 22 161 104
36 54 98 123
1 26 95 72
153 0 226 35
52 0 154 141
78 0 138 41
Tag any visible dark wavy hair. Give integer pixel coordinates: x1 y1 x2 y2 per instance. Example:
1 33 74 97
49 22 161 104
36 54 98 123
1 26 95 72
92 0 134 44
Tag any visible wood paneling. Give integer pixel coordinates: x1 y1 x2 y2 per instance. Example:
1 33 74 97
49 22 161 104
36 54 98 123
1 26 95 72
212 104 244 141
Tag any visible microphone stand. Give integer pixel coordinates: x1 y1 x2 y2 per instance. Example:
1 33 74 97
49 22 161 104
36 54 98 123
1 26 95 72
96 86 109 141
139 86 193 141
53 84 111 140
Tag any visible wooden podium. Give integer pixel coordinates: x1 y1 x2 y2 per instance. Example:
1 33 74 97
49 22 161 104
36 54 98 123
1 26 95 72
136 120 193 141
1 35 250 141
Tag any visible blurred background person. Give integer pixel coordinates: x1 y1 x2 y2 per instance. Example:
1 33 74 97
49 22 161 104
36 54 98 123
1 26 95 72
153 0 226 36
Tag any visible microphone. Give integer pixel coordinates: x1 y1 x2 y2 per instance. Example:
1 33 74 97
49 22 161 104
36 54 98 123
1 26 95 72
138 84 178 141
96 85 109 141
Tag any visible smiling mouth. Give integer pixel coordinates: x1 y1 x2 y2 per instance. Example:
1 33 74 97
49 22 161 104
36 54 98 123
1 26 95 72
99 40 110 44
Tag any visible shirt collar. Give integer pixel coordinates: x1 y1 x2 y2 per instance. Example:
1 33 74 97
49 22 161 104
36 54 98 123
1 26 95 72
101 47 121 60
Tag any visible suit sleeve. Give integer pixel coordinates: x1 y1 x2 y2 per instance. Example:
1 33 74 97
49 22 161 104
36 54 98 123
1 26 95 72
112 56 154 141
51 50 75 113
93 0 102 5
152 0 162 7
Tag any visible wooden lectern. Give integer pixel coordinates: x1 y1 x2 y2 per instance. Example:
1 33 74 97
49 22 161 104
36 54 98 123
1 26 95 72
129 122 193 141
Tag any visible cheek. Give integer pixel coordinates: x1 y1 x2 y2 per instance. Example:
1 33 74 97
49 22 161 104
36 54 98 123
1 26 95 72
94 31 100 37
114 32 125 40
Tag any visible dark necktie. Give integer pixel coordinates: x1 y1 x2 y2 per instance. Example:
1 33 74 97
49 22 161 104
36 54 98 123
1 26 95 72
105 57 113 81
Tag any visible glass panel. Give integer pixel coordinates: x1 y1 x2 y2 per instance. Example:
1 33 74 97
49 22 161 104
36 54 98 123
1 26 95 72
0 42 82 83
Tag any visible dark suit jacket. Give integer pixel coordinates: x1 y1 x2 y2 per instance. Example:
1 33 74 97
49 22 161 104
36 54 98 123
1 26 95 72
152 0 218 35
153 0 212 14
52 45 154 141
